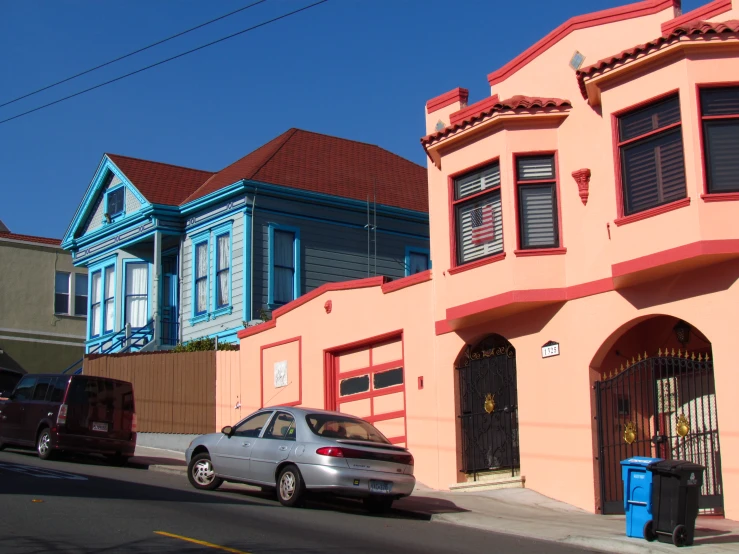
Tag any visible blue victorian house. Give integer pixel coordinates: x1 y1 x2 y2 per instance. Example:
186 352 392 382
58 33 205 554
61 129 430 359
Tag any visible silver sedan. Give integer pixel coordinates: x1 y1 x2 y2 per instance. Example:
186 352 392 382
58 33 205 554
185 406 415 512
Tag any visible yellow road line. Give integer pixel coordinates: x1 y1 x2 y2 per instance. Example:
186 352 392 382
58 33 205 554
154 531 251 553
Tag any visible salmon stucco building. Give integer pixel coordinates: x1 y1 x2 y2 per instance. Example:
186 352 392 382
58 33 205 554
224 0 739 518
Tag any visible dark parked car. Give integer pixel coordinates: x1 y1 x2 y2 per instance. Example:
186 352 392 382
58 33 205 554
0 374 136 463
0 369 24 399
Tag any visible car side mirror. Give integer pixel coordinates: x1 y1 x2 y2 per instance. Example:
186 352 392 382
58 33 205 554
221 426 233 437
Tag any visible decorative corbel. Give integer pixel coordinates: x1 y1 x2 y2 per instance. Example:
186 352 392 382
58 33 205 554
572 168 591 205
324 300 332 314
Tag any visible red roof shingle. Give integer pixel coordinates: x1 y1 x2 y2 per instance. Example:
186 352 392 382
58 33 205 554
106 154 215 206
0 232 62 246
576 19 739 99
184 129 428 212
421 96 572 146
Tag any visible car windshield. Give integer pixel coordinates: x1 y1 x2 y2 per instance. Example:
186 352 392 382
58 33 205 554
306 414 390 444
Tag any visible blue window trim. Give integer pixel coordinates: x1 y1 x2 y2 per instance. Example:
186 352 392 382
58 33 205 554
102 265 116 334
105 184 126 223
121 258 151 329
243 210 252 323
404 246 431 276
86 254 118 339
191 231 210 324
211 221 234 319
267 223 301 309
89 270 102 339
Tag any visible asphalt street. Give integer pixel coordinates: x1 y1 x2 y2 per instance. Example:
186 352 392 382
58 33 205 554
0 448 601 554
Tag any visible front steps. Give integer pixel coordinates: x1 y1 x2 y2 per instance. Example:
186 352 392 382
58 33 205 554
449 468 525 492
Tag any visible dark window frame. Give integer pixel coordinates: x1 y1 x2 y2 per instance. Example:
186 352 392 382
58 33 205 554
272 229 296 306
615 93 687 217
514 153 561 250
54 271 70 315
699 85 739 195
451 159 503 267
106 186 125 218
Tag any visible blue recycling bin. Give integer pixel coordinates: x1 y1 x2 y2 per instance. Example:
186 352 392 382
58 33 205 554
620 457 662 539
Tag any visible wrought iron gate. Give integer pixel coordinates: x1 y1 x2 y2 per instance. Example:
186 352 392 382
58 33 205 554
456 335 519 478
596 351 723 514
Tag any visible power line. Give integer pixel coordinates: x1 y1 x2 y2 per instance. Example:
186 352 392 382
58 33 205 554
0 0 269 110
0 0 329 126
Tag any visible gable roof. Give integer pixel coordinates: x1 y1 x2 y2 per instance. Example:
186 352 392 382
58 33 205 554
576 19 739 99
0 232 62 247
106 154 215 206
183 129 428 213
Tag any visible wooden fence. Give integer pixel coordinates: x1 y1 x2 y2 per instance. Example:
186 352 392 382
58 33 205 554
84 350 218 434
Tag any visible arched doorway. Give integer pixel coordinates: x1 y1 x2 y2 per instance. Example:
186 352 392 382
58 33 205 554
594 316 723 514
455 334 519 480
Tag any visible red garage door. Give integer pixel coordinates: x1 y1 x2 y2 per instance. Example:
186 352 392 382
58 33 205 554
326 334 406 446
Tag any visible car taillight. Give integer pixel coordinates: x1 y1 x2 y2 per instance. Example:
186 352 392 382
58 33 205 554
408 454 414 466
316 446 345 457
131 413 137 433
57 404 68 426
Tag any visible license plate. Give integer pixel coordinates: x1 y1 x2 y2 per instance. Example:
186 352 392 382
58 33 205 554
369 480 393 494
92 422 108 432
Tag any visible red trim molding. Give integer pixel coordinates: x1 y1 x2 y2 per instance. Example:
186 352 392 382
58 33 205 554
514 247 567 257
701 193 739 203
237 276 387 339
613 197 690 226
260 336 302 408
486 0 677 86
447 288 568 322
611 239 739 278
448 252 506 275
381 270 432 294
427 87 469 115
661 0 732 35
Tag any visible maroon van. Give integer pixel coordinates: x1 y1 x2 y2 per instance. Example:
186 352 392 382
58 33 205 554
0 374 136 463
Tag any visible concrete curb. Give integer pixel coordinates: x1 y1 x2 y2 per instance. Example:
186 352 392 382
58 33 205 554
147 464 187 476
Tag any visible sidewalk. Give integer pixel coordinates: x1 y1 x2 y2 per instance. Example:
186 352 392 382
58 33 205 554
133 446 739 553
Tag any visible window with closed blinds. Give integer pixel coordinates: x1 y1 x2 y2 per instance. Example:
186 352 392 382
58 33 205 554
618 95 687 215
453 162 503 265
516 156 559 249
700 87 739 194
273 230 296 305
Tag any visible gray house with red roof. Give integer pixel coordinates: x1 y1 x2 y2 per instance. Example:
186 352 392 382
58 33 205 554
61 129 429 355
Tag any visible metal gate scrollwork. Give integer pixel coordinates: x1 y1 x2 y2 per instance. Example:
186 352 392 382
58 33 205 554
456 335 519 479
596 351 723 514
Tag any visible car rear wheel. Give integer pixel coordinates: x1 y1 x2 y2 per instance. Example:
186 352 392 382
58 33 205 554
36 428 54 460
188 452 223 491
363 496 394 514
277 464 305 507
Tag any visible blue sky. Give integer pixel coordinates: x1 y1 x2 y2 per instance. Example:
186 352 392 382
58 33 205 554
0 0 706 238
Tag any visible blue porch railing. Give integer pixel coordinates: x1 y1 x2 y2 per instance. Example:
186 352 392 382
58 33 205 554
62 319 155 375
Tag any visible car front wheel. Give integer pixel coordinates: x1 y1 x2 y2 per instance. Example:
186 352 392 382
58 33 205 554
277 464 305 507
37 428 54 460
188 452 223 491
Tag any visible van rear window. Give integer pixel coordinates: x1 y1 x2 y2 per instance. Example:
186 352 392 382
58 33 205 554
67 377 134 411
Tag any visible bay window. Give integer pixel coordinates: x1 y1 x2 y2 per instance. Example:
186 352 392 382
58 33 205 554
700 87 739 194
617 95 687 216
125 263 148 328
453 162 503 266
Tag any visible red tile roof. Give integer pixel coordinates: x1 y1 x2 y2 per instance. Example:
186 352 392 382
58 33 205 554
0 232 62 246
184 129 428 213
106 154 214 206
421 96 572 146
576 19 739 99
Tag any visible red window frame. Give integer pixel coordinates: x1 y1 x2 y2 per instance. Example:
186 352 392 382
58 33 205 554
611 90 690 225
512 151 565 256
447 157 505 274
698 82 739 201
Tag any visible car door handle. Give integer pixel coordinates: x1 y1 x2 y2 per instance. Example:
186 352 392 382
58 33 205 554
242 442 251 447
278 446 288 451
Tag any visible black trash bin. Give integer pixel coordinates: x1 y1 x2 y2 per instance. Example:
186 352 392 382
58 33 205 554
644 459 705 547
